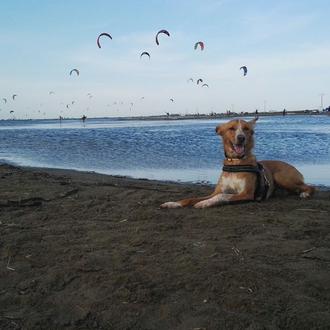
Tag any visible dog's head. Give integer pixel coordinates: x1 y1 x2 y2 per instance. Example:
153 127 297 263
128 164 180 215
216 118 258 159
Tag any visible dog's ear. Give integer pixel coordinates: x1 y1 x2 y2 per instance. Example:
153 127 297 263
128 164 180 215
249 116 258 126
215 124 224 135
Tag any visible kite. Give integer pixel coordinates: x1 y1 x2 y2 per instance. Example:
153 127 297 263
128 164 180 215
70 69 80 76
140 51 151 59
240 66 248 76
155 29 170 45
97 32 112 48
194 41 205 51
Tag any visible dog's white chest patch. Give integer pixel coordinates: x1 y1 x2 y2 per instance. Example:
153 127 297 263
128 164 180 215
220 174 246 194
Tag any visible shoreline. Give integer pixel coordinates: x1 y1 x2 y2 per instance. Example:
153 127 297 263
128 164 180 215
1 109 329 122
1 163 330 328
23 165 330 191
1 161 329 191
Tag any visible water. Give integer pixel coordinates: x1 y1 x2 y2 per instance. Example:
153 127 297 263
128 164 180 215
0 115 329 185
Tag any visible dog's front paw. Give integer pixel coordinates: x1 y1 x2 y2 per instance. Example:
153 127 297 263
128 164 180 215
194 200 211 209
160 202 182 209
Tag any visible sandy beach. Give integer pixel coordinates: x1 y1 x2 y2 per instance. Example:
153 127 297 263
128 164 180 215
0 163 329 329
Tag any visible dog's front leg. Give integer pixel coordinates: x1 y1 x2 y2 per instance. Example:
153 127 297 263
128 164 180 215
194 192 254 209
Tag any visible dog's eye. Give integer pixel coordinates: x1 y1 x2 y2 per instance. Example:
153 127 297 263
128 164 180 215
243 127 249 132
229 127 235 131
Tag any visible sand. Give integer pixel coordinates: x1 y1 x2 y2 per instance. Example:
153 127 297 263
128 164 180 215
0 163 330 329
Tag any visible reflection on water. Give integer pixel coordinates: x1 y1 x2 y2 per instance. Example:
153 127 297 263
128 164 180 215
0 115 329 185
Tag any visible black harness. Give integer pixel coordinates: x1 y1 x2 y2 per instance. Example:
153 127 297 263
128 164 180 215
222 162 270 201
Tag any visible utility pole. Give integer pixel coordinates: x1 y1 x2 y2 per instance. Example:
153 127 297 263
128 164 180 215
319 93 325 111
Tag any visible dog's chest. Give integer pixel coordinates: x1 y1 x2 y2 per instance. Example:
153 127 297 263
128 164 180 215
219 173 246 194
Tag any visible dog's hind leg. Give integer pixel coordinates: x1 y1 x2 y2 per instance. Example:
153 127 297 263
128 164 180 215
261 161 315 198
297 183 315 198
272 171 315 198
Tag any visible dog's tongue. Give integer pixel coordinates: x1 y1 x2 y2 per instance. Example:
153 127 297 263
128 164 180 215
233 144 244 154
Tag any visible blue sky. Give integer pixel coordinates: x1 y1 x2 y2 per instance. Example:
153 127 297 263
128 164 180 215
0 0 330 119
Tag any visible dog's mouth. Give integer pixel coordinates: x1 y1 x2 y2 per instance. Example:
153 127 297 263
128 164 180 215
232 143 245 157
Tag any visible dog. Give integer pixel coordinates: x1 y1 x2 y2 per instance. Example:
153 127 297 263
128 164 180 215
161 117 315 209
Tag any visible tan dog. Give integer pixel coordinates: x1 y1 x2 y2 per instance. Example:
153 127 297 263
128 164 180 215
161 118 315 209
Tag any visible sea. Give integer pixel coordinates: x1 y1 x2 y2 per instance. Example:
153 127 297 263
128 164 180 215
0 115 329 186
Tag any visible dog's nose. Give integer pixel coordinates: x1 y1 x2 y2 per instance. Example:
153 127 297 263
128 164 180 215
237 134 245 143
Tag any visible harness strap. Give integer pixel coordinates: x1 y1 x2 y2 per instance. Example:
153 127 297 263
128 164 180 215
222 163 270 201
222 165 260 173
255 163 269 201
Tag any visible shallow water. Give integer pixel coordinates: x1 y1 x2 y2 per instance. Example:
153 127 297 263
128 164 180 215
0 115 329 185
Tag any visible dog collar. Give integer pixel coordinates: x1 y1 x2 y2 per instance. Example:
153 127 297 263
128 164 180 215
224 151 247 161
225 156 247 162
225 157 245 162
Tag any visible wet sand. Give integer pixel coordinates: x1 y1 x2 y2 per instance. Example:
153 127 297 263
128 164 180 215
1 163 330 329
